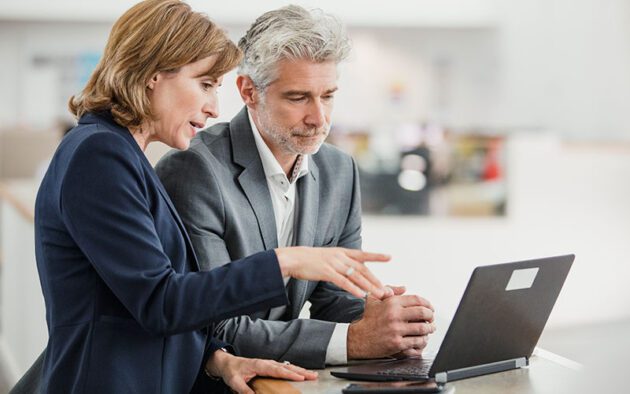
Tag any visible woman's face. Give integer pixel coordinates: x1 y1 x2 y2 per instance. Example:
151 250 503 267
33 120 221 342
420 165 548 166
147 55 222 150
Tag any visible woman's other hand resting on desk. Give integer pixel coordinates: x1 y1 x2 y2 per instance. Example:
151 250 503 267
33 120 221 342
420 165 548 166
206 351 317 394
275 247 391 300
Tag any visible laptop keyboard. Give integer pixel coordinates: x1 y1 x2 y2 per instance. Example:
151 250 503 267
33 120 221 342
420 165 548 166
376 359 433 377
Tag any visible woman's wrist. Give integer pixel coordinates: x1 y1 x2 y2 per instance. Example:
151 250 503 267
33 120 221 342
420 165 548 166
275 247 295 278
205 348 230 379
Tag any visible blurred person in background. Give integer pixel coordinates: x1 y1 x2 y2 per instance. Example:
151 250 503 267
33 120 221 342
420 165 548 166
23 1 391 393
156 4 436 370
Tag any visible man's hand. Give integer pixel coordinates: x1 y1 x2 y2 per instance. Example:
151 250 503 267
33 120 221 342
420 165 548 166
206 351 317 394
382 285 406 298
347 290 435 359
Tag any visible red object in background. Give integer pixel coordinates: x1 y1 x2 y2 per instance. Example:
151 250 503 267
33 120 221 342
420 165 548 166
482 140 502 181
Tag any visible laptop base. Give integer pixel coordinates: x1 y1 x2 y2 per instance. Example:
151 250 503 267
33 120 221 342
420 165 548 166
434 357 528 383
331 357 528 383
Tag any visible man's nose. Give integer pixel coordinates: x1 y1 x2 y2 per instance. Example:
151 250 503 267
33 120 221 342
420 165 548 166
304 100 326 128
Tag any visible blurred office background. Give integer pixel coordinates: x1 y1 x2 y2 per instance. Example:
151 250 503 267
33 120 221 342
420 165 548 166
1 0 629 391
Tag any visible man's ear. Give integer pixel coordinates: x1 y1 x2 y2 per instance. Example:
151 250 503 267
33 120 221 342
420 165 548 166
236 75 260 107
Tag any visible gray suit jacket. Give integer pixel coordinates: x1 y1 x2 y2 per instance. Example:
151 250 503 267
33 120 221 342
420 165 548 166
155 107 365 368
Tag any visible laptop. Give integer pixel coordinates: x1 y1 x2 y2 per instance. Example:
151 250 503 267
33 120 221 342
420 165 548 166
331 254 574 384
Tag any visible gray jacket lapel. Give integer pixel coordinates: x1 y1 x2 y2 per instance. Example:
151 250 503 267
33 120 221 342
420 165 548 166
230 107 278 250
287 157 320 318
295 157 319 247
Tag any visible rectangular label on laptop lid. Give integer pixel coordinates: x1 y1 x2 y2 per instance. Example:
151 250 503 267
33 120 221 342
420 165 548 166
505 267 539 291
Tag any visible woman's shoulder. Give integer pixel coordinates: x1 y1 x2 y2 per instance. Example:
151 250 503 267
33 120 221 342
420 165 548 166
52 117 144 186
61 116 139 162
66 113 130 146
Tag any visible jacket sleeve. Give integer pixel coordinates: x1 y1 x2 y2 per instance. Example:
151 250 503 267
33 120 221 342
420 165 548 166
213 315 338 369
60 132 287 336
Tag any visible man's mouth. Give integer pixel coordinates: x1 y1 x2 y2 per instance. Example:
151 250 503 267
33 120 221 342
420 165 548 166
292 130 326 138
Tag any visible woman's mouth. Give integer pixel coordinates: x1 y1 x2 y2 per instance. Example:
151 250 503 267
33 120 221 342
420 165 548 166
189 121 204 135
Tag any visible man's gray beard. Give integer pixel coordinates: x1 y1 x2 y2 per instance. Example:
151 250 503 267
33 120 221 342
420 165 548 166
257 104 329 156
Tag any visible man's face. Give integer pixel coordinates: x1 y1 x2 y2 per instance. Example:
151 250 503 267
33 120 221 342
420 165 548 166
253 58 338 156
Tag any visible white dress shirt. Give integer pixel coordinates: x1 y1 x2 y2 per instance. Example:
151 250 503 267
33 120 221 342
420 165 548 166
249 113 349 365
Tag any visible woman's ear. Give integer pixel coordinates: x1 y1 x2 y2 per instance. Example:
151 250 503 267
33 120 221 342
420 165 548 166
147 73 160 90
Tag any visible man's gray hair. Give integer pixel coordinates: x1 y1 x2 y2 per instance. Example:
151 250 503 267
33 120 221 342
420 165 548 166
238 5 351 90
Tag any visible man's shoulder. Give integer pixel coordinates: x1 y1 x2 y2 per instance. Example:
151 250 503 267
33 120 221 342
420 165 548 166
191 121 231 152
312 142 355 171
159 122 231 166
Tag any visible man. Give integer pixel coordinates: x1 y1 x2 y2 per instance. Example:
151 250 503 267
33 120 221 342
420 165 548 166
156 5 435 369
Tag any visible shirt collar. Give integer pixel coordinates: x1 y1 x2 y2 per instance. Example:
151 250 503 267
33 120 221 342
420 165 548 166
248 110 309 183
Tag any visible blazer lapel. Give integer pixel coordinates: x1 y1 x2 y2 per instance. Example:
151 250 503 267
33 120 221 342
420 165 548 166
287 157 320 317
295 157 319 247
230 107 278 250
95 112 203 271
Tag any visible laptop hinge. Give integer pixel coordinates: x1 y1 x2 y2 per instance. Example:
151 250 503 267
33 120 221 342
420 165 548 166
434 357 528 383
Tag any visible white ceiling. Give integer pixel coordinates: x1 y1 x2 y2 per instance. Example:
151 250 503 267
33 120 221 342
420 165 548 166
0 0 499 27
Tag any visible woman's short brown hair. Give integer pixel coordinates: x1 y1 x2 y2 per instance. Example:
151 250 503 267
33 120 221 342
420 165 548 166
69 0 241 128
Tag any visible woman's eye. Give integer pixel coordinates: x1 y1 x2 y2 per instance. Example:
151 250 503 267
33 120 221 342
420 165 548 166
202 82 214 91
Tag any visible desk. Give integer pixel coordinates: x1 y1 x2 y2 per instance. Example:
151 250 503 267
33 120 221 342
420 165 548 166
252 349 581 394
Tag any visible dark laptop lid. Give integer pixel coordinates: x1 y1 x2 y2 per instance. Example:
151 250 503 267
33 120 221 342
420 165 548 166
428 254 574 376
331 254 574 383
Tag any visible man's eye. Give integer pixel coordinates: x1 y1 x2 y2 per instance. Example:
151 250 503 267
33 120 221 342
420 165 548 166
288 96 306 102
201 82 214 91
322 95 334 101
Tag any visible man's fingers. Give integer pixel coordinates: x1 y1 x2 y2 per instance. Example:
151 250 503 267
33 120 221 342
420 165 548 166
401 335 429 351
400 306 434 323
399 347 423 357
401 321 435 336
388 285 406 296
398 294 434 310
380 285 405 299
382 286 395 298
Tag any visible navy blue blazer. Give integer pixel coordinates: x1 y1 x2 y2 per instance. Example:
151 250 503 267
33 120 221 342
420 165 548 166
34 112 288 393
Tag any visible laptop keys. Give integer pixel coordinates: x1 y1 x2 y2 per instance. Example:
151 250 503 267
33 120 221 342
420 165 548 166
376 360 432 376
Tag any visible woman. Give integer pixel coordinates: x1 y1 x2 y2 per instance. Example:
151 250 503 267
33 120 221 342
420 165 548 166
34 1 389 393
